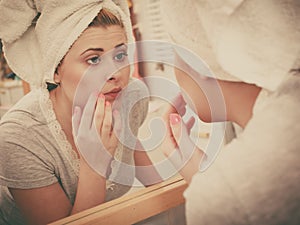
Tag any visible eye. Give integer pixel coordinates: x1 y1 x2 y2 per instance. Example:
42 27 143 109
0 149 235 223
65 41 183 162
114 52 128 62
87 56 101 65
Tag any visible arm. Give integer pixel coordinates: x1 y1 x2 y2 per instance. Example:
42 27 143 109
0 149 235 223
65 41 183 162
160 113 205 184
72 93 119 211
174 53 261 127
134 140 163 186
9 184 72 225
70 159 106 214
132 93 189 186
10 93 118 224
9 161 106 224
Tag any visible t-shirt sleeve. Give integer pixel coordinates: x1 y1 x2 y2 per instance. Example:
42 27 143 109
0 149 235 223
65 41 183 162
0 124 58 189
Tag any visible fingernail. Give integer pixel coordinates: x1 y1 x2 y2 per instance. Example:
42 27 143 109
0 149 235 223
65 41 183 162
170 113 181 125
105 101 110 107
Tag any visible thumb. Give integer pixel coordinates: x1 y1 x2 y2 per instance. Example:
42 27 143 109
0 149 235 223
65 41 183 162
169 113 196 162
111 109 122 142
185 116 195 135
169 113 183 146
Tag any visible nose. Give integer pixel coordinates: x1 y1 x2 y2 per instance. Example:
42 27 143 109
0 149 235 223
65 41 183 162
107 61 122 82
104 57 123 82
107 66 123 82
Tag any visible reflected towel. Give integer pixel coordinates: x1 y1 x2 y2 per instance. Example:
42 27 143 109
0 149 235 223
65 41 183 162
163 0 300 91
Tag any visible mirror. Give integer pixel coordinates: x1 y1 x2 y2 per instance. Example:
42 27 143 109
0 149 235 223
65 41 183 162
49 175 187 225
48 95 212 225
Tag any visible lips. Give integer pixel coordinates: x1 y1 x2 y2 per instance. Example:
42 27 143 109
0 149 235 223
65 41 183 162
104 87 122 100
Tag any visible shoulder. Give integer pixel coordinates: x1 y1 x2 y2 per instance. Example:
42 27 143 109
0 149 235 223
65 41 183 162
0 88 55 167
0 118 53 163
0 121 57 188
0 88 47 126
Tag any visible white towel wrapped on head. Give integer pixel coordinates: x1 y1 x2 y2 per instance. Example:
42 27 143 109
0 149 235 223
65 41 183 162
162 0 300 91
215 0 300 91
0 0 133 88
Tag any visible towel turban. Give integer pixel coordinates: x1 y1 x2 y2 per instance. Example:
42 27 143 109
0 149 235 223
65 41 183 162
0 0 133 88
162 0 300 91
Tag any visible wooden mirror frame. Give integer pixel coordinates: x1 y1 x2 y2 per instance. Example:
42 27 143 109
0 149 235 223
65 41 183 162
49 176 187 225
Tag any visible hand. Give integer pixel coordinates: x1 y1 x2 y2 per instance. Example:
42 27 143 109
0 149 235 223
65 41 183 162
162 113 204 183
161 93 187 118
72 91 121 178
160 93 195 155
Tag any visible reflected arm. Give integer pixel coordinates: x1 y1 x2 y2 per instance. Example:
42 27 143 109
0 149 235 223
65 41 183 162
134 140 163 186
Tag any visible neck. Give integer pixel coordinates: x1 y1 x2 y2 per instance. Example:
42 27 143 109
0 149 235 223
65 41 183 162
50 87 73 139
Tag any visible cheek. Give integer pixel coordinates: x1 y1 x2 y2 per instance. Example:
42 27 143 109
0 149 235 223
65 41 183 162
60 64 86 94
120 65 131 82
63 70 82 87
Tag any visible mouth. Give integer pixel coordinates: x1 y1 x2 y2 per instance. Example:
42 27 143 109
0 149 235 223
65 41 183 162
103 87 122 100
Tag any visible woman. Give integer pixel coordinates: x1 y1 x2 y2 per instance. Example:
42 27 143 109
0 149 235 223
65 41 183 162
0 1 159 224
161 0 300 224
164 60 300 225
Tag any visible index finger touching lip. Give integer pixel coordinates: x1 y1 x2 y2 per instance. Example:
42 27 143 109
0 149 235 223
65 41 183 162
94 93 106 130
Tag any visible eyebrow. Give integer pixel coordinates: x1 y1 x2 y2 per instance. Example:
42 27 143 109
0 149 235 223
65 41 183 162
80 43 126 55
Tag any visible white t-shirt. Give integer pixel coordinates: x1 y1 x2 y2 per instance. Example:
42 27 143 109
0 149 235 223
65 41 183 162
0 78 149 225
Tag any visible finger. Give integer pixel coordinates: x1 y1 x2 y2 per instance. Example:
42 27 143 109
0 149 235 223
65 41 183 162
169 113 182 147
172 93 186 109
169 113 197 158
101 101 113 140
107 110 121 156
163 94 181 115
161 135 178 157
72 106 82 137
185 116 196 135
81 91 98 130
94 93 106 132
171 93 187 116
111 109 122 142
169 113 194 160
177 104 186 117
169 113 185 162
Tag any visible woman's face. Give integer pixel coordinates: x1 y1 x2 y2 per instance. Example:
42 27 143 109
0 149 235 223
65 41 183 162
55 25 130 104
